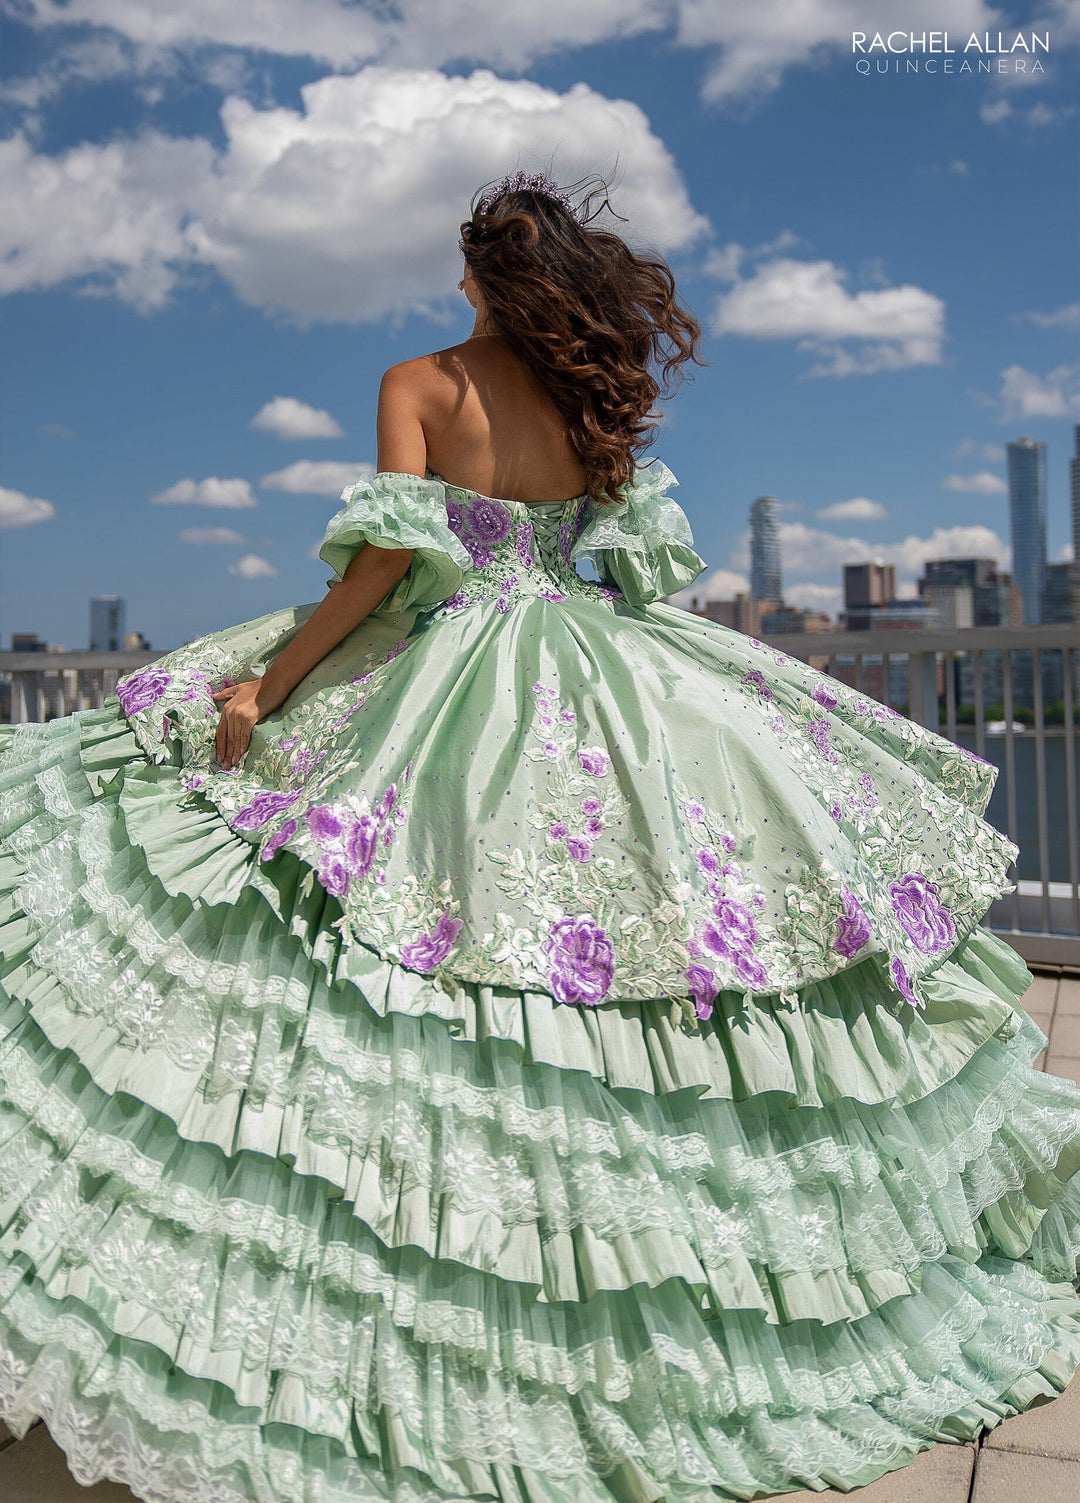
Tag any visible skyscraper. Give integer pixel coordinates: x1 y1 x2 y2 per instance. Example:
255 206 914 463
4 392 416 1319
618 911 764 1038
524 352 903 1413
1070 423 1080 567
749 495 781 601
90 595 126 652
1007 437 1047 625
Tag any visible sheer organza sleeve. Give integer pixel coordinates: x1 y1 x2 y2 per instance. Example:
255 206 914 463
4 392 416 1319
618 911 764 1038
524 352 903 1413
569 459 707 605
318 472 473 612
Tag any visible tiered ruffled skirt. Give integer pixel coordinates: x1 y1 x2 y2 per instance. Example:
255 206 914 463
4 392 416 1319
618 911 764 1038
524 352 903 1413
1 704 1079 1502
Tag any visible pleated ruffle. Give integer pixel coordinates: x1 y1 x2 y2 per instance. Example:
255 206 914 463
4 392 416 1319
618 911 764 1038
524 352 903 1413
1 708 1080 1503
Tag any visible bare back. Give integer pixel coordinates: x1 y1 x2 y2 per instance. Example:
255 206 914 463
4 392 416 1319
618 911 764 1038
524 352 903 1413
377 337 589 504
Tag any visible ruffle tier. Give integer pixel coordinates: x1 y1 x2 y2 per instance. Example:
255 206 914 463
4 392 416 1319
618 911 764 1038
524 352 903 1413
1 708 1080 1503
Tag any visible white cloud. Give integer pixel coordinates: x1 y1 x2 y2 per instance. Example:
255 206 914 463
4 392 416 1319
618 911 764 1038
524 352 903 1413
0 68 706 323
0 484 56 527
982 97 1076 128
228 553 278 578
12 0 384 69
1057 542 1076 563
1025 303 1080 331
770 521 1010 584
816 496 886 521
998 363 1080 419
951 438 1005 462
179 526 246 544
782 580 842 615
0 129 214 310
150 476 257 508
261 460 374 496
716 517 1012 609
678 0 1005 104
711 255 945 376
251 396 344 439
9 0 1025 110
685 566 750 600
942 471 1007 495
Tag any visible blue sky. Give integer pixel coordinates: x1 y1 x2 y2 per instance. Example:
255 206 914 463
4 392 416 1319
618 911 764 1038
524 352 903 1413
1 1 1077 650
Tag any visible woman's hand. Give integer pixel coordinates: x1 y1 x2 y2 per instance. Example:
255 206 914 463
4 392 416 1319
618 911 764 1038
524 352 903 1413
211 679 284 770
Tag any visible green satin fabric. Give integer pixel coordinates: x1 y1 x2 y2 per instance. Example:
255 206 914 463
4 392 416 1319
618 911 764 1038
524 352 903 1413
0 460 1078 1503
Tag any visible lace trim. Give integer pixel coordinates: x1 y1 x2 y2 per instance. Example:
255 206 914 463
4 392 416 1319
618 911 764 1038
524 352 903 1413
2 994 1078 1330
0 1253 1078 1498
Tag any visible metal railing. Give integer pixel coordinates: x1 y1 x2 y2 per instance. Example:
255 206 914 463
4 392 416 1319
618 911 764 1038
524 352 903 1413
3 627 1079 964
0 649 161 722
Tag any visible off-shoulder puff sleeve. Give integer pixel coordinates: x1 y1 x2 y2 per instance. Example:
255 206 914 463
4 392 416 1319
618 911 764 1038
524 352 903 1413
318 471 473 612
569 458 707 606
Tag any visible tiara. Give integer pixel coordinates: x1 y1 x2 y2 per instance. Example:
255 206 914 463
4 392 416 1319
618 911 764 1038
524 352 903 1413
474 171 575 219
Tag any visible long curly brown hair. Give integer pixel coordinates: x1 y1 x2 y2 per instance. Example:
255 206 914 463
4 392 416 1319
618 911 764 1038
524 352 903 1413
459 177 704 505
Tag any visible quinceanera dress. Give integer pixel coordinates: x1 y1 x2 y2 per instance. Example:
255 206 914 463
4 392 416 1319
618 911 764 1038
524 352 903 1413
1 460 1080 1503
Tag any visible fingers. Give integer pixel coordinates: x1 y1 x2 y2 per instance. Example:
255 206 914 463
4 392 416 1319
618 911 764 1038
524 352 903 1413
217 705 255 770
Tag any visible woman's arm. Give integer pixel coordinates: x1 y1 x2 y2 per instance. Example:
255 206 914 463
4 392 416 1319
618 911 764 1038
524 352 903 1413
213 362 430 769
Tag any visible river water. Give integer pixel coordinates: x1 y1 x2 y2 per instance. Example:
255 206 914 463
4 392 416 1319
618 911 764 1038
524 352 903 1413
956 731 1079 882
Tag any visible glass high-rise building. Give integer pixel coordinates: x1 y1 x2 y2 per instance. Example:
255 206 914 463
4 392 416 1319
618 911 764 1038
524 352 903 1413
90 595 126 652
1007 437 1047 626
749 495 781 601
1070 424 1079 568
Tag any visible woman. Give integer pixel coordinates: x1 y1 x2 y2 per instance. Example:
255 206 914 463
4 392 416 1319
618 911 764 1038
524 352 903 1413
0 172 1078 1503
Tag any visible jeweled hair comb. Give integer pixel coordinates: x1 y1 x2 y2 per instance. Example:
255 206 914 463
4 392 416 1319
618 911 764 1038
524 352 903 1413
474 171 576 218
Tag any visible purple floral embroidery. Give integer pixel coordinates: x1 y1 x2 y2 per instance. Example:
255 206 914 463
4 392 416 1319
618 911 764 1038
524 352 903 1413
740 669 772 701
560 709 577 723
548 821 568 839
443 591 469 611
578 746 610 777
259 818 298 862
318 854 351 898
581 796 601 815
230 789 302 831
545 915 615 1006
496 575 519 614
711 896 759 951
596 584 622 601
828 800 843 821
557 520 573 564
833 887 872 959
514 520 536 567
306 804 346 843
891 958 919 1007
540 591 567 602
446 494 513 567
889 873 956 954
468 498 513 544
401 910 464 971
292 745 332 777
811 681 839 710
567 836 593 862
117 667 172 716
733 951 769 988
697 848 721 876
686 964 718 1021
808 718 841 764
346 814 380 878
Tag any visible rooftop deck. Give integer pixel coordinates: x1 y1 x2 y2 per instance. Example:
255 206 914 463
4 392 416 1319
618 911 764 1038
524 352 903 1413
2 966 1079 1501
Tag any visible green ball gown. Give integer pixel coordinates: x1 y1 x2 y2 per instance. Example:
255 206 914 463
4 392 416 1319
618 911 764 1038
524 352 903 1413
1 460 1079 1503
